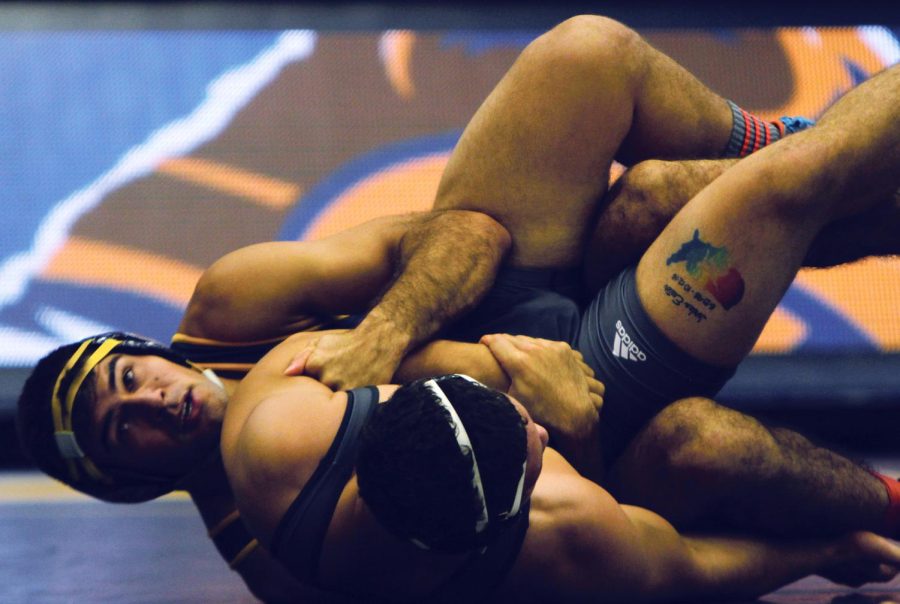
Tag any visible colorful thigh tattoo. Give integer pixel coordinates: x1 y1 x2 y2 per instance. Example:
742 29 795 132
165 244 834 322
664 229 745 322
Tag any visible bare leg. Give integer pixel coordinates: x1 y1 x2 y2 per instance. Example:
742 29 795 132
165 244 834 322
582 159 900 290
607 397 889 539
434 15 740 268
589 67 900 541
803 189 900 268
584 159 739 289
635 64 900 366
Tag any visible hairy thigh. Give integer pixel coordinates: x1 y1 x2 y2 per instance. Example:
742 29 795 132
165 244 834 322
434 16 642 268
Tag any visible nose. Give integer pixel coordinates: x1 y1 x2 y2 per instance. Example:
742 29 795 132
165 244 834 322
120 388 178 428
123 386 170 412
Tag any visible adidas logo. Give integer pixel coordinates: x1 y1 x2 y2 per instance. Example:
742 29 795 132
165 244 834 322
612 320 646 362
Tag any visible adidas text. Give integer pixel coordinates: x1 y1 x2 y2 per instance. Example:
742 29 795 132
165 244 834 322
612 320 647 361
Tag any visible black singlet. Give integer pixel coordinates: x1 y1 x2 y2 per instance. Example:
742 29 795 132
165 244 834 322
269 386 379 585
268 385 530 601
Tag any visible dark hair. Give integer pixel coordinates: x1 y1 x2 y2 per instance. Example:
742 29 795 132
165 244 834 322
16 339 177 503
356 376 527 553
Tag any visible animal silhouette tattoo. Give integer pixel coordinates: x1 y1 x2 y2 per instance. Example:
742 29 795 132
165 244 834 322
666 229 745 310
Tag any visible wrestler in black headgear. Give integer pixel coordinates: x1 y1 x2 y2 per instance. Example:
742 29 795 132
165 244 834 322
16 331 222 503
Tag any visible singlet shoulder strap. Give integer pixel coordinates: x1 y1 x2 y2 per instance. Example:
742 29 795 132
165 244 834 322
270 386 380 585
207 508 259 569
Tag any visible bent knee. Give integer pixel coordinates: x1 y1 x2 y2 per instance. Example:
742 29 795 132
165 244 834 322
612 160 673 208
618 159 737 208
527 15 643 74
646 397 780 475
439 210 512 253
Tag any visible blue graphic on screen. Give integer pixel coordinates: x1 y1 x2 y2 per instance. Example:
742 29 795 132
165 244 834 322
0 31 290 363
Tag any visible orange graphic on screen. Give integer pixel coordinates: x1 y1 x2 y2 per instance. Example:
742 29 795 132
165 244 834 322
29 27 899 355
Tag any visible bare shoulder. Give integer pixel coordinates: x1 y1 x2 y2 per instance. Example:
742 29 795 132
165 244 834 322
223 379 348 543
222 334 347 474
219 333 353 532
501 450 649 603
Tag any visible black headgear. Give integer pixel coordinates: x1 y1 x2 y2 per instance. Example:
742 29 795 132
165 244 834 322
46 331 201 502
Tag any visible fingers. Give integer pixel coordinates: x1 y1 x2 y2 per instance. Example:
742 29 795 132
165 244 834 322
589 393 604 411
481 334 527 370
482 333 571 350
483 333 579 356
482 333 539 354
283 343 316 376
587 376 605 405
577 358 595 378
862 531 900 564
882 536 900 565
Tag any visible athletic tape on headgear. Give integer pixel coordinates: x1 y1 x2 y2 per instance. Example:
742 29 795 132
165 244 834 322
414 374 527 549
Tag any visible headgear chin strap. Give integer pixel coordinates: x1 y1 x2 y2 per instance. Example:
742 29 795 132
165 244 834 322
412 374 527 550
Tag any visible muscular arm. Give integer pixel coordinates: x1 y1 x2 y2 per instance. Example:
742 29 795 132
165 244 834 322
620 507 898 602
511 452 900 603
392 339 510 390
305 210 511 389
182 210 510 388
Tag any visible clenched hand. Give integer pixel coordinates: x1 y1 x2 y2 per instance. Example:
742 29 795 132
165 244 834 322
480 333 604 445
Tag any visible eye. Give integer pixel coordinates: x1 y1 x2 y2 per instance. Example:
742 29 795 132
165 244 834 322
122 367 136 392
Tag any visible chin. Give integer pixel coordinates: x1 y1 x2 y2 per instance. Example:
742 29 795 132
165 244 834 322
200 393 227 423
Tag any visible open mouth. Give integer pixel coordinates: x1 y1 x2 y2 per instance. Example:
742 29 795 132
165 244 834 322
180 389 194 431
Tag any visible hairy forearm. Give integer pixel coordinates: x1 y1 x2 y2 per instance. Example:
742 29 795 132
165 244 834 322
360 210 511 362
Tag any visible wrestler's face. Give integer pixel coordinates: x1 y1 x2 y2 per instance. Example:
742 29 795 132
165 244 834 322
508 396 549 498
82 354 228 478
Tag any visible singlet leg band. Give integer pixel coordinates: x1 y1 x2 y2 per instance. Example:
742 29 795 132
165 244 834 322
577 267 738 464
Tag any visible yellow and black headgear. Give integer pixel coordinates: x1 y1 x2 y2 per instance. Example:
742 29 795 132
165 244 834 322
17 331 202 503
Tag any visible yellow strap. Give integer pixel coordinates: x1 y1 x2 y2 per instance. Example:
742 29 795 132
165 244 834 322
50 337 122 483
50 340 92 433
78 455 112 483
62 338 122 427
207 509 241 539
228 539 260 569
